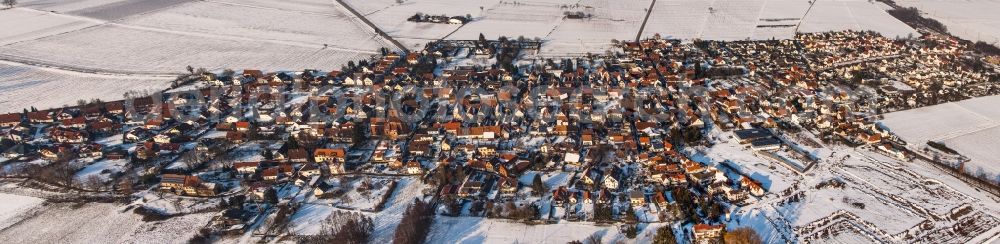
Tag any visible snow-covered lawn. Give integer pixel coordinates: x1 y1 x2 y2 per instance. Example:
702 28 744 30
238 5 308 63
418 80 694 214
288 177 428 242
74 159 128 183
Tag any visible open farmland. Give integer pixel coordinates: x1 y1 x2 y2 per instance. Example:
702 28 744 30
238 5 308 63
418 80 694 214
0 0 390 112
343 0 490 50
798 0 916 38
427 216 667 243
120 1 386 51
0 24 377 75
0 8 101 46
0 193 44 230
646 0 915 41
895 0 1000 43
0 203 214 243
881 95 1000 180
0 61 172 113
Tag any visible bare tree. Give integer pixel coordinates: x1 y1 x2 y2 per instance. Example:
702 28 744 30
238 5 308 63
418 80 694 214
181 150 202 170
2 0 16 8
84 175 104 191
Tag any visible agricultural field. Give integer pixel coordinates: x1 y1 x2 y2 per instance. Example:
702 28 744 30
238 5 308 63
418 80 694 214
0 0 391 112
0 24 377 75
0 193 44 230
881 95 1000 181
798 0 916 39
0 8 101 46
644 0 915 41
0 61 172 113
427 216 668 243
895 0 1000 43
119 1 386 51
0 202 214 243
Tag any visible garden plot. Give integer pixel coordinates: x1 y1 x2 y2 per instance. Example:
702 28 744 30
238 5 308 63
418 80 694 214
120 1 386 51
0 61 173 113
778 185 924 235
74 159 128 183
0 25 376 74
840 158 968 217
332 177 396 211
0 8 102 46
895 0 1000 43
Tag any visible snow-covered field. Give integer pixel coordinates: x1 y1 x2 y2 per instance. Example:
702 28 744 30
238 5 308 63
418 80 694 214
427 216 667 243
0 193 44 230
0 8 101 46
342 0 486 50
646 0 915 41
0 24 378 74
0 0 388 112
74 159 128 183
798 0 916 38
120 1 386 51
895 0 1000 43
881 95 1000 180
0 202 214 243
0 61 172 113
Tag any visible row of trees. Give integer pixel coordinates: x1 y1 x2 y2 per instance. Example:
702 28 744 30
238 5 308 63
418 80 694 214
300 211 374 244
393 198 436 244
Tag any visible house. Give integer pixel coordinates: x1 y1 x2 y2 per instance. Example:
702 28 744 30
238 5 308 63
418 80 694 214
629 191 645 207
262 167 280 181
692 224 725 244
733 128 771 144
750 138 782 151
234 162 259 175
3 144 33 158
313 148 346 163
287 148 309 163
0 113 22 127
27 111 53 123
405 161 423 175
160 174 217 197
741 178 765 197
300 164 321 177
602 173 620 190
